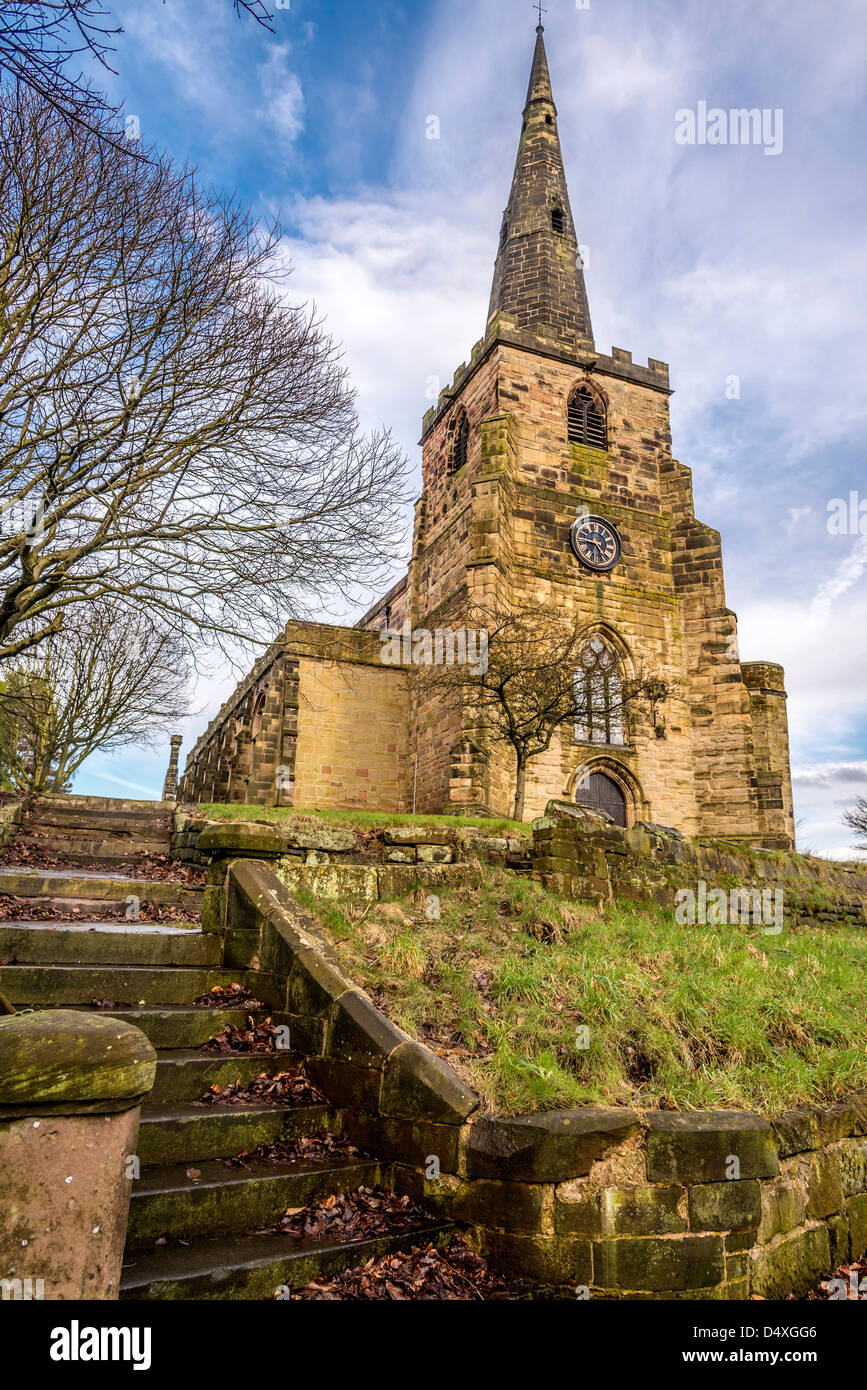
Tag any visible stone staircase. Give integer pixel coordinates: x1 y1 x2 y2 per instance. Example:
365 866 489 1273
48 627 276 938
7 794 175 869
0 797 452 1301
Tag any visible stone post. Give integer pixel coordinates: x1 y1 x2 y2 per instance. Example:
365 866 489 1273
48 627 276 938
0 1011 156 1300
162 734 183 802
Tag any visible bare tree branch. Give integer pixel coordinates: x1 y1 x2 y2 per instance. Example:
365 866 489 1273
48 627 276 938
0 88 411 666
843 796 867 853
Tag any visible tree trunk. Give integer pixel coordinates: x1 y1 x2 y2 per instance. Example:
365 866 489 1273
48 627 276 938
513 757 528 823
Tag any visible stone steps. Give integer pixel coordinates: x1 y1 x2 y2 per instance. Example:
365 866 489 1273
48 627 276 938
73 1005 263 1050
137 1102 339 1166
119 1221 452 1301
12 833 172 862
3 793 454 1302
0 962 246 1006
0 924 215 966
147 1050 290 1106
0 868 204 913
126 1155 388 1249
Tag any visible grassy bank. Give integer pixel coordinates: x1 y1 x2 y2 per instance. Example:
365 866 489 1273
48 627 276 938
299 868 867 1117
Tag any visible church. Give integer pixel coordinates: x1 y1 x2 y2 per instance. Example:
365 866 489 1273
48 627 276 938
179 24 795 851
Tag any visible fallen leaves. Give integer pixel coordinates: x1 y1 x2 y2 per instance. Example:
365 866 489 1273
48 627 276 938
291 1237 525 1301
273 1186 429 1244
198 1069 325 1108
201 1016 282 1054
228 1133 366 1170
194 983 264 1010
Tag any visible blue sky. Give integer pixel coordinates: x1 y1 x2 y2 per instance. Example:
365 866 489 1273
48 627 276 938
71 0 867 858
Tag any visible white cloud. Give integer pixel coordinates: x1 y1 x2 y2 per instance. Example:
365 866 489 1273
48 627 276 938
257 44 305 149
810 536 867 623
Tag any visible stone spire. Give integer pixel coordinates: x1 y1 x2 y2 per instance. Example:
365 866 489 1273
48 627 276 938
487 24 594 347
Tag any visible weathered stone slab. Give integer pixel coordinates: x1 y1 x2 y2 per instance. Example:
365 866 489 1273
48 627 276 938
806 1150 844 1219
593 1234 725 1292
749 1225 831 1300
646 1111 778 1184
326 990 409 1068
688 1180 762 1233
758 1173 808 1244
555 1183 685 1237
285 948 351 1017
0 1010 156 1106
382 827 453 846
466 1109 639 1183
380 1041 478 1124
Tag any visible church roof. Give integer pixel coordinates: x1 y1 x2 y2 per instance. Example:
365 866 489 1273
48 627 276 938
487 24 594 347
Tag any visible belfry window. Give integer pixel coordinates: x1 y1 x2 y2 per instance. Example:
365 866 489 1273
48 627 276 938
575 637 625 746
451 410 469 473
568 386 607 449
551 205 565 234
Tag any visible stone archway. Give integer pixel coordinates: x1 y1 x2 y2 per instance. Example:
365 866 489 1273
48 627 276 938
573 770 627 826
565 757 649 829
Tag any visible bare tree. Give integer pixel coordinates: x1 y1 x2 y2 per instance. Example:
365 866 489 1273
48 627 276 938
0 602 192 792
0 2 276 139
0 89 409 666
417 598 671 822
843 797 867 853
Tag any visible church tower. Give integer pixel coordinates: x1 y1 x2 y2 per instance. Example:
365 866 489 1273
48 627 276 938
182 22 795 849
377 21 795 846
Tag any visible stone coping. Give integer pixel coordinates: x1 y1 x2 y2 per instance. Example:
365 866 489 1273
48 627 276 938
0 1010 157 1114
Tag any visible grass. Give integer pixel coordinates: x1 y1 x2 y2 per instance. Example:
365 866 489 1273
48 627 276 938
297 867 867 1118
195 803 526 835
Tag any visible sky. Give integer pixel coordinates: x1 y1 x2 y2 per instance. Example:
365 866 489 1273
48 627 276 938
68 0 867 859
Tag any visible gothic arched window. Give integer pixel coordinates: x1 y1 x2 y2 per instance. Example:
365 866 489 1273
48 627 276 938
551 205 565 234
250 692 267 741
451 410 469 473
575 636 625 746
568 387 607 450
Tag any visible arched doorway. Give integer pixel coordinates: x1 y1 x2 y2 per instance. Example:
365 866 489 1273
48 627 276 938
574 771 627 827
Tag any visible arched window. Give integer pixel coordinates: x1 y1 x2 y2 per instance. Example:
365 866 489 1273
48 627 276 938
499 217 509 250
568 386 607 449
574 772 627 827
250 692 267 741
451 410 469 473
575 636 625 746
551 205 565 234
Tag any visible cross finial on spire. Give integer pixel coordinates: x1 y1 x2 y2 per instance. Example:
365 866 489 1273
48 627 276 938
534 1 547 31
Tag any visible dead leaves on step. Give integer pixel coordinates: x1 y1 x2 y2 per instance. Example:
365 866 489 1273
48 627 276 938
227 1133 366 1170
1 845 206 886
194 984 264 1010
290 1236 523 1301
273 1186 428 1244
0 894 200 926
198 1069 325 1108
201 1017 282 1054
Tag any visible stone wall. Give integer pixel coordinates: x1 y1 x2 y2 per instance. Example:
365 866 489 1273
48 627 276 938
218 856 867 1298
0 802 23 850
191 818 533 931
533 807 867 928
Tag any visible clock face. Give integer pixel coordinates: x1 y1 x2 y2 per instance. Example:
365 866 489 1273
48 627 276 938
570 514 622 573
